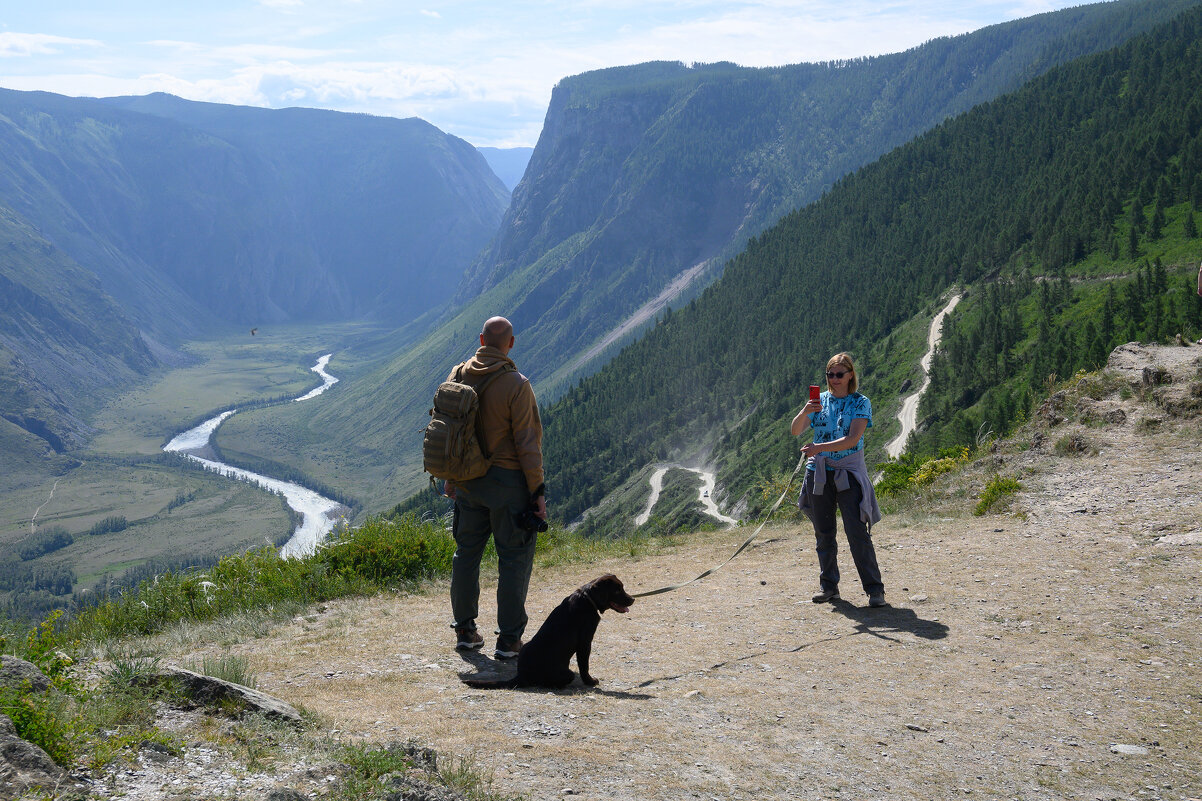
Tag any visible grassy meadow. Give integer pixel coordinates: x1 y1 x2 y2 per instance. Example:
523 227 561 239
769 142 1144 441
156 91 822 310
1 322 381 618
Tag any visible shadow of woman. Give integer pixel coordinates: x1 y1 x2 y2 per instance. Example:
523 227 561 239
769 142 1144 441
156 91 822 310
824 598 949 643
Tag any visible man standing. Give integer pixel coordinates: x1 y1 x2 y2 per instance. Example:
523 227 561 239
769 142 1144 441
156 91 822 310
445 316 546 659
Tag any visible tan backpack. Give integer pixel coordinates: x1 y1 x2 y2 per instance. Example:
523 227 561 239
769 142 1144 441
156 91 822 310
422 363 513 484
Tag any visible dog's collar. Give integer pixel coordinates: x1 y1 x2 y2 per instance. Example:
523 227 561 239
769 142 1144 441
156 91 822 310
581 590 602 618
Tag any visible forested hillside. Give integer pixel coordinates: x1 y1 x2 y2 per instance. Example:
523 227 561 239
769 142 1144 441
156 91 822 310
228 0 1199 515
457 0 1200 395
541 6 1202 528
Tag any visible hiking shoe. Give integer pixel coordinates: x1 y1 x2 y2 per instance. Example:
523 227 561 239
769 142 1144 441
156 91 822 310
868 593 887 608
494 637 523 659
811 588 840 603
455 627 484 650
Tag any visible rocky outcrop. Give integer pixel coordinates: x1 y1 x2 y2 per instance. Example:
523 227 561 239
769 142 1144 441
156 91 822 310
145 666 303 723
0 656 51 694
0 714 66 801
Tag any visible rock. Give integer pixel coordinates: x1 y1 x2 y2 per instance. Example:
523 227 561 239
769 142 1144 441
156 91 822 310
147 666 304 723
1142 366 1172 387
138 740 176 764
381 771 469 801
0 713 67 797
1109 743 1149 755
0 656 51 694
1156 532 1202 546
1102 408 1127 425
265 789 308 801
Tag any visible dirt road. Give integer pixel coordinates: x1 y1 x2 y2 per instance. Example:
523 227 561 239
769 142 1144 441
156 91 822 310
886 293 962 459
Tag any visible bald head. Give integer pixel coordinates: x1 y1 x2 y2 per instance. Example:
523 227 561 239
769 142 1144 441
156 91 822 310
480 316 515 353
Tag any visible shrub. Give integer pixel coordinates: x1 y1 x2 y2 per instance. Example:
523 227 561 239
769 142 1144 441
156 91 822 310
319 515 455 585
87 516 128 536
874 452 925 498
910 446 971 487
1053 432 1097 456
974 474 1022 516
753 469 805 521
0 685 79 766
70 515 452 639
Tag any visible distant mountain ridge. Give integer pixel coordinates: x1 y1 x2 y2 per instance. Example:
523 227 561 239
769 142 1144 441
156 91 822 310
0 90 509 335
216 0 1202 515
455 0 1202 391
477 147 533 191
0 90 510 449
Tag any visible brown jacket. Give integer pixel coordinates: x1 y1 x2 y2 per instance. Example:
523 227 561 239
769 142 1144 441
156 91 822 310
450 346 543 492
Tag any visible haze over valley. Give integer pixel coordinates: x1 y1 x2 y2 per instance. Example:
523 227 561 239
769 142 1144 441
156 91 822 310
3 0 1202 618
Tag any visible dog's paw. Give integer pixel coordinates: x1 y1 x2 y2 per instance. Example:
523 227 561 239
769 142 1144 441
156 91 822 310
582 675 599 686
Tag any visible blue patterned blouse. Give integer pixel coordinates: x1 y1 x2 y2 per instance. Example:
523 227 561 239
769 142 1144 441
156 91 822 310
806 391 873 471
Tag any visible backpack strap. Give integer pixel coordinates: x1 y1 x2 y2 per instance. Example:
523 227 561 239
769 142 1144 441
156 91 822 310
464 364 516 461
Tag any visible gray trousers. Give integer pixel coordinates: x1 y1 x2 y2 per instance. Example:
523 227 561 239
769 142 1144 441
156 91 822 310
450 466 537 640
802 468 884 596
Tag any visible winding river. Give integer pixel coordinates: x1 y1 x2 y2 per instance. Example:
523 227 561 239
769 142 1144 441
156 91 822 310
162 354 343 558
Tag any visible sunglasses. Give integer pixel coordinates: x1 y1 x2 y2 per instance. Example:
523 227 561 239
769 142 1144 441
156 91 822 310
826 370 850 379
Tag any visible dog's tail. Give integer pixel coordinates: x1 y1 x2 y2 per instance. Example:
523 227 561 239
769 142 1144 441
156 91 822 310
461 675 520 689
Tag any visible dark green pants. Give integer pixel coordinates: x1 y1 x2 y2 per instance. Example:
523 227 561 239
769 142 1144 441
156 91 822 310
450 466 537 641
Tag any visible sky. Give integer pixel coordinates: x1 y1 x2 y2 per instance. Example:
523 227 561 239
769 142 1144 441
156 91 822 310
1 1 1091 148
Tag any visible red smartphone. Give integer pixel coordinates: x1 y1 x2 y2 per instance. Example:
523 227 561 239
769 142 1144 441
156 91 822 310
809 384 820 402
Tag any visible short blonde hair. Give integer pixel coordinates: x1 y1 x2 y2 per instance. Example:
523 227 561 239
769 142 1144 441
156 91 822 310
826 352 858 394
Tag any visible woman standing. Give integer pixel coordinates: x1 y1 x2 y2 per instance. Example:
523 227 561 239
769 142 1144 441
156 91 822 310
790 352 885 608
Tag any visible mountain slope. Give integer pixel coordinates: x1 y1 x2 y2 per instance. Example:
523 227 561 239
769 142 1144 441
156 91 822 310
0 90 509 335
458 0 1202 392
0 204 156 450
540 5 1202 526
218 0 1201 514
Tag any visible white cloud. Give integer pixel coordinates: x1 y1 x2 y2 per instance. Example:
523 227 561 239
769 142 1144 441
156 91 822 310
0 33 103 58
0 0 1094 146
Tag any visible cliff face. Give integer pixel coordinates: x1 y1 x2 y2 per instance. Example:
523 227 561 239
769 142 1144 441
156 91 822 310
448 0 1202 396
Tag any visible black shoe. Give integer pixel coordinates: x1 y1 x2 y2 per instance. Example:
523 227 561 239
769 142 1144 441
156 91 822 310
455 627 484 650
868 593 887 608
811 588 840 603
494 637 523 659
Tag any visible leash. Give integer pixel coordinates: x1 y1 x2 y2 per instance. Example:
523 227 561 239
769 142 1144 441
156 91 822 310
630 450 809 599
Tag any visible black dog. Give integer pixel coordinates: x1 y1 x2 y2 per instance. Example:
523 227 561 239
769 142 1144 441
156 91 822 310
462 574 634 689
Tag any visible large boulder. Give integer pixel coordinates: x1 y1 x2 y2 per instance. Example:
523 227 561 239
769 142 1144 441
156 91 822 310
0 656 50 694
0 713 66 800
148 666 303 724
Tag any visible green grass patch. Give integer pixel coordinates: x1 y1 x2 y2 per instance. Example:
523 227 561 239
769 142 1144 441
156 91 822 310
974 474 1022 516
